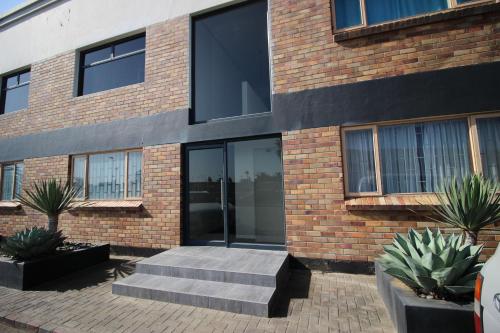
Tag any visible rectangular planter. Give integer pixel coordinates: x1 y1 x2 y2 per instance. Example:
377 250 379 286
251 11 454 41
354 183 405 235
0 244 110 290
375 262 474 333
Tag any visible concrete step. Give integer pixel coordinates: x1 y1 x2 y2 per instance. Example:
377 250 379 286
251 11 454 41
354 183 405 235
136 246 289 287
112 273 277 317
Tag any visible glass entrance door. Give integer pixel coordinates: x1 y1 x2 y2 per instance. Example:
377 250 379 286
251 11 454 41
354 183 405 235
186 146 225 244
185 137 285 249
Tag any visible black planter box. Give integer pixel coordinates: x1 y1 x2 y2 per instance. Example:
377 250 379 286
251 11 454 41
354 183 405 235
0 244 110 290
375 262 474 333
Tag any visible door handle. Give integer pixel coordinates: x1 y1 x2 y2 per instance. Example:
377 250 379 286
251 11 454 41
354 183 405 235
220 178 224 210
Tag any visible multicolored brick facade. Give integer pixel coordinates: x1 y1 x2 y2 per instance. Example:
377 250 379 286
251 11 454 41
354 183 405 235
1 0 499 264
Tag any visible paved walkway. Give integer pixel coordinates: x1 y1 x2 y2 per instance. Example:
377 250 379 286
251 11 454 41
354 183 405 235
0 256 395 333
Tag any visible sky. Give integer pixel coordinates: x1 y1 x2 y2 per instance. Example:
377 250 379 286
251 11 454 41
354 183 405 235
0 0 27 15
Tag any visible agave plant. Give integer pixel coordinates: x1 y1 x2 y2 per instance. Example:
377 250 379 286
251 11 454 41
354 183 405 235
432 174 500 245
16 179 80 233
0 227 66 260
379 228 483 299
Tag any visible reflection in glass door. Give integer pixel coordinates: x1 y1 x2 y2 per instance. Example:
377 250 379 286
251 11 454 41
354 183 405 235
186 147 225 244
185 137 285 248
227 138 285 245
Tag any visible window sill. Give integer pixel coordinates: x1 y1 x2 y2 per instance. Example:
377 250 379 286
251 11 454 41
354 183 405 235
70 200 143 210
0 201 21 209
345 194 439 211
334 2 500 42
73 82 145 100
0 108 28 118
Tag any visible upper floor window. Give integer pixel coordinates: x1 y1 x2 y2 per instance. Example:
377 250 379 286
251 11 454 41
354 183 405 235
1 70 30 114
1 162 24 201
72 150 143 200
342 113 500 196
192 0 271 123
333 0 483 30
78 34 145 96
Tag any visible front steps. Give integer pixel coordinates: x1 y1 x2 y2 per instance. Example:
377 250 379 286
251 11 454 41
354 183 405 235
112 246 289 317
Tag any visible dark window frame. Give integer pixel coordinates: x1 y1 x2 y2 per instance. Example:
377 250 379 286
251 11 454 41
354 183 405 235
0 69 31 115
77 33 146 96
190 0 272 125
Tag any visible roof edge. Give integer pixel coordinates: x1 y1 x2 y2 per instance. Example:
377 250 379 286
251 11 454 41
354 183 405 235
0 0 63 29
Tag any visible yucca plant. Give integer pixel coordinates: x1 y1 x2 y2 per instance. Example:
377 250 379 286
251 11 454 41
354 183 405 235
0 227 66 260
379 228 483 299
16 179 80 233
432 174 500 246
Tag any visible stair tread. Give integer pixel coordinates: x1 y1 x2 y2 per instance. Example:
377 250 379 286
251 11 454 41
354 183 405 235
114 273 276 304
138 246 288 276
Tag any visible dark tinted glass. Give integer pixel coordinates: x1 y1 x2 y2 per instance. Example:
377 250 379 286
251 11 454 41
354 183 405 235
2 70 30 114
115 36 145 56
81 52 145 95
335 0 362 29
188 148 225 242
227 138 285 245
84 47 112 66
4 85 29 113
19 72 30 84
193 0 270 122
365 0 448 25
5 76 17 88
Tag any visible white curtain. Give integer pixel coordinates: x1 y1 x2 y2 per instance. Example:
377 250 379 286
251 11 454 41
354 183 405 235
422 120 471 191
72 157 86 198
1 165 14 200
477 117 500 182
365 0 448 25
345 129 377 193
379 119 470 193
14 163 24 198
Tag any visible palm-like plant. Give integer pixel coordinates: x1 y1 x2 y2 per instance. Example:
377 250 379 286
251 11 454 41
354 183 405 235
432 174 500 246
16 179 80 233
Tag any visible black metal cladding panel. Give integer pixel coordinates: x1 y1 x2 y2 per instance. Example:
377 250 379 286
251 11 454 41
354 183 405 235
0 61 499 162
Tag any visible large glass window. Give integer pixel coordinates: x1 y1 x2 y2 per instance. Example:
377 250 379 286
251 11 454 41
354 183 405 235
1 70 30 114
333 0 481 30
343 118 477 195
1 162 24 201
378 119 470 193
78 34 145 96
192 0 271 123
476 117 500 182
71 150 142 200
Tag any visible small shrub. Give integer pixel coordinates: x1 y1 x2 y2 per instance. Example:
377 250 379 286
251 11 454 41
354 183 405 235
0 227 66 261
378 228 483 300
432 174 500 245
16 179 81 233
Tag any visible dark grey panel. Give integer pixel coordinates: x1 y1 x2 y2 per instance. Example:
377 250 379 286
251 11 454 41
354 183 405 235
272 60 500 129
1 61 500 162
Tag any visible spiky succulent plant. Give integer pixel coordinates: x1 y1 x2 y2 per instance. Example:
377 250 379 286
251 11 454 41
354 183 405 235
378 228 483 299
0 227 66 261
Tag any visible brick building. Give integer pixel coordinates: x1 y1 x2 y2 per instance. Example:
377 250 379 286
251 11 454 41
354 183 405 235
0 0 499 268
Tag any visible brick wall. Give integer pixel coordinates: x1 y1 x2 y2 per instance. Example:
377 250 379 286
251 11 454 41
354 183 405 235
271 0 500 93
1 1 499 138
0 144 182 250
282 126 500 262
0 16 189 139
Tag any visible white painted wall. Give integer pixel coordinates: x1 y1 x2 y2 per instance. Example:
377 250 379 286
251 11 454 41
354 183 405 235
0 0 239 74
